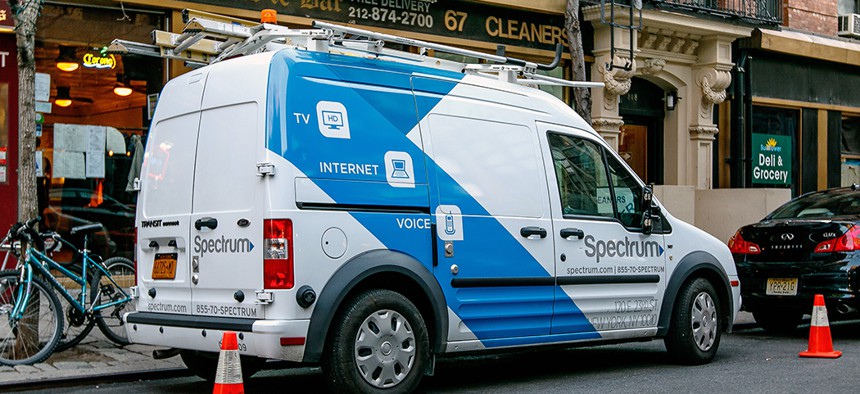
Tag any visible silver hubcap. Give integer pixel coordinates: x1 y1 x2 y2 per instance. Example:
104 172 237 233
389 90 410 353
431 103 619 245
691 291 718 351
354 309 416 388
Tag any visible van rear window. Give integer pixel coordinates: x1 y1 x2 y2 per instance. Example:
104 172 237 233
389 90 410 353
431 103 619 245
141 114 198 217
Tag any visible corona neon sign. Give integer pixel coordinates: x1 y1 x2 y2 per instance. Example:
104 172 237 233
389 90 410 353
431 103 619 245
82 53 116 69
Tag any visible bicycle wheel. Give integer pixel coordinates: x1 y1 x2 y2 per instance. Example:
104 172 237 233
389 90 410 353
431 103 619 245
0 270 63 365
91 257 135 346
53 270 96 352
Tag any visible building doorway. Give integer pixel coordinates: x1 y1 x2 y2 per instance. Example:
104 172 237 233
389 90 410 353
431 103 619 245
619 124 648 180
620 77 665 184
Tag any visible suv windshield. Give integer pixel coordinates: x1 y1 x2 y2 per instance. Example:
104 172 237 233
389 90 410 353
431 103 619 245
768 189 860 220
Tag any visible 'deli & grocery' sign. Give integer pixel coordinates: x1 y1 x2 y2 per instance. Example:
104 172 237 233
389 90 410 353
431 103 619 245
751 133 791 185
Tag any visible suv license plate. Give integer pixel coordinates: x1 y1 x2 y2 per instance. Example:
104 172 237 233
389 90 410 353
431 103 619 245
152 253 178 280
766 278 798 296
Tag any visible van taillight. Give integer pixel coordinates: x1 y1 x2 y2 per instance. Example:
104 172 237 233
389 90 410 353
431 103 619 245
263 219 293 289
728 231 761 255
815 226 860 253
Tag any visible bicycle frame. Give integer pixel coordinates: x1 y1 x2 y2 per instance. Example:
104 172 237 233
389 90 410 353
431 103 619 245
11 246 131 319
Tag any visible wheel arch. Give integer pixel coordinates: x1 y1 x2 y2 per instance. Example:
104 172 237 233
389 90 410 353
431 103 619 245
302 249 447 363
657 251 733 337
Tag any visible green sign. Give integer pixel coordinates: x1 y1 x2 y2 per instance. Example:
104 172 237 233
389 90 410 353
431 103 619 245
751 133 792 185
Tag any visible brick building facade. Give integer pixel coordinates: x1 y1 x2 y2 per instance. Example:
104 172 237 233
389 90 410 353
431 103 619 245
784 0 839 35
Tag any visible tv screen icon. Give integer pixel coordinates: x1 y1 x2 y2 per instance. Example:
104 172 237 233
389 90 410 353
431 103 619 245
316 101 350 139
322 111 344 130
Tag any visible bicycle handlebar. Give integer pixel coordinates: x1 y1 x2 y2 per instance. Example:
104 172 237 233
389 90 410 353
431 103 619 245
5 217 45 252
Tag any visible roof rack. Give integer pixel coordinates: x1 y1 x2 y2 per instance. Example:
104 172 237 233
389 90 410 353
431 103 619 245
108 9 603 90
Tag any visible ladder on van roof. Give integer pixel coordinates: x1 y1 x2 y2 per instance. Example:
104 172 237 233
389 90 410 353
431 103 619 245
108 9 603 90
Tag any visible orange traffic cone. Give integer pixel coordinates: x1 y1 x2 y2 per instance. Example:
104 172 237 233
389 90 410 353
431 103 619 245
799 294 842 359
213 331 245 394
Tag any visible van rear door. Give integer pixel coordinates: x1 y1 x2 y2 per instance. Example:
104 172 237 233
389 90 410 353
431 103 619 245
188 59 268 320
188 102 263 319
137 70 209 316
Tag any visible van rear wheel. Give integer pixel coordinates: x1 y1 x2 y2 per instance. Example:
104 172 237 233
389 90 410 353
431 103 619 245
664 278 721 365
322 289 429 394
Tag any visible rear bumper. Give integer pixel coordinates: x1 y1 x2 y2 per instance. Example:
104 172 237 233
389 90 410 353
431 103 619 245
124 312 310 362
738 272 860 314
736 256 860 313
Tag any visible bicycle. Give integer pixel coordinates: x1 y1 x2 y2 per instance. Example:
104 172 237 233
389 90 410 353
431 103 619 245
45 228 135 351
0 219 135 365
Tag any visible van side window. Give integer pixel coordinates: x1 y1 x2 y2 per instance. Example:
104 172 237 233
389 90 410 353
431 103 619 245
548 134 613 218
606 154 644 228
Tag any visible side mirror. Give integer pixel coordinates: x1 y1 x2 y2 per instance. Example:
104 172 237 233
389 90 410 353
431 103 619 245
641 184 661 235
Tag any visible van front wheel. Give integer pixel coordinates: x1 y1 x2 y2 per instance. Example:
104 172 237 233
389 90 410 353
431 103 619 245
322 289 429 394
664 278 721 365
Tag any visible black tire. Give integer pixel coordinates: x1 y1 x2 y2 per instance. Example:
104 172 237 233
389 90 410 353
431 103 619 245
753 310 803 335
179 350 265 382
321 289 429 394
0 270 64 365
664 278 721 365
91 257 136 345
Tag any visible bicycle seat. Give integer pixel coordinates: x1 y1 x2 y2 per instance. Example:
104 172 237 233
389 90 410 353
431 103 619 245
70 223 104 235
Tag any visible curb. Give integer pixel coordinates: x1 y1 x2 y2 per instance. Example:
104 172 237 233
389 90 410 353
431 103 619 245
0 366 191 391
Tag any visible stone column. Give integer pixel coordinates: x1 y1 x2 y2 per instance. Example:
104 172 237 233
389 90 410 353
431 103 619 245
689 36 733 189
585 6 637 150
592 117 625 150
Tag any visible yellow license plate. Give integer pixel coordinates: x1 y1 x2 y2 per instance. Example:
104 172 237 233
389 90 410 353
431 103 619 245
766 278 798 296
152 253 177 280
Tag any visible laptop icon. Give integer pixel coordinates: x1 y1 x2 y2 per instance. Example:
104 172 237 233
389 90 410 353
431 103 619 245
391 159 409 179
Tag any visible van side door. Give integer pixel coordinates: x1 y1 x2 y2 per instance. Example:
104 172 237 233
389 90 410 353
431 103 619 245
537 123 666 336
415 79 556 343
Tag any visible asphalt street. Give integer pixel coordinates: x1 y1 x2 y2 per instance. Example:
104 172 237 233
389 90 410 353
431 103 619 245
11 317 860 394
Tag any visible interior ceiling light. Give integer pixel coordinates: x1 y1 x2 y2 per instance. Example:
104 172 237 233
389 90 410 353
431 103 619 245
55 86 73 107
113 74 133 97
55 46 79 72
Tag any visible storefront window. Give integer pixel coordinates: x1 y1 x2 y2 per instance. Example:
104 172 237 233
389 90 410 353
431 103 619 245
34 4 164 260
535 66 564 100
841 115 860 186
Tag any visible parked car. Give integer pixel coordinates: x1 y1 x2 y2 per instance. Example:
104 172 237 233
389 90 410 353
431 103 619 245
729 185 860 334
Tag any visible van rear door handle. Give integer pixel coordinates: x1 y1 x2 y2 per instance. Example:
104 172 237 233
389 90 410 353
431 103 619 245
195 217 218 231
560 228 585 240
520 226 547 239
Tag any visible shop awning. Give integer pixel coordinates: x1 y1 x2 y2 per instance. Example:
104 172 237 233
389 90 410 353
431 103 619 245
747 28 860 67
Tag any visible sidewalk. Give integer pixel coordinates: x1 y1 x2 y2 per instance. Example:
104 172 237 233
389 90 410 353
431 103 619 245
0 329 186 388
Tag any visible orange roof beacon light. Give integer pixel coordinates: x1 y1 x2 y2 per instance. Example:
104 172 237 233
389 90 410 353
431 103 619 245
55 86 73 107
261 9 277 24
56 46 79 72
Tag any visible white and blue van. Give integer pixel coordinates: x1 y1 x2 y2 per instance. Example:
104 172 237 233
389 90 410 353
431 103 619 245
123 17 740 393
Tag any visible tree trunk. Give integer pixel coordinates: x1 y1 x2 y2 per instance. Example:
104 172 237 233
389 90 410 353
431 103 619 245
11 0 44 358
565 0 592 125
12 1 40 224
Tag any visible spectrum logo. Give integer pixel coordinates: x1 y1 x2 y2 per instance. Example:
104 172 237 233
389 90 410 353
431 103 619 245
584 235 664 263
